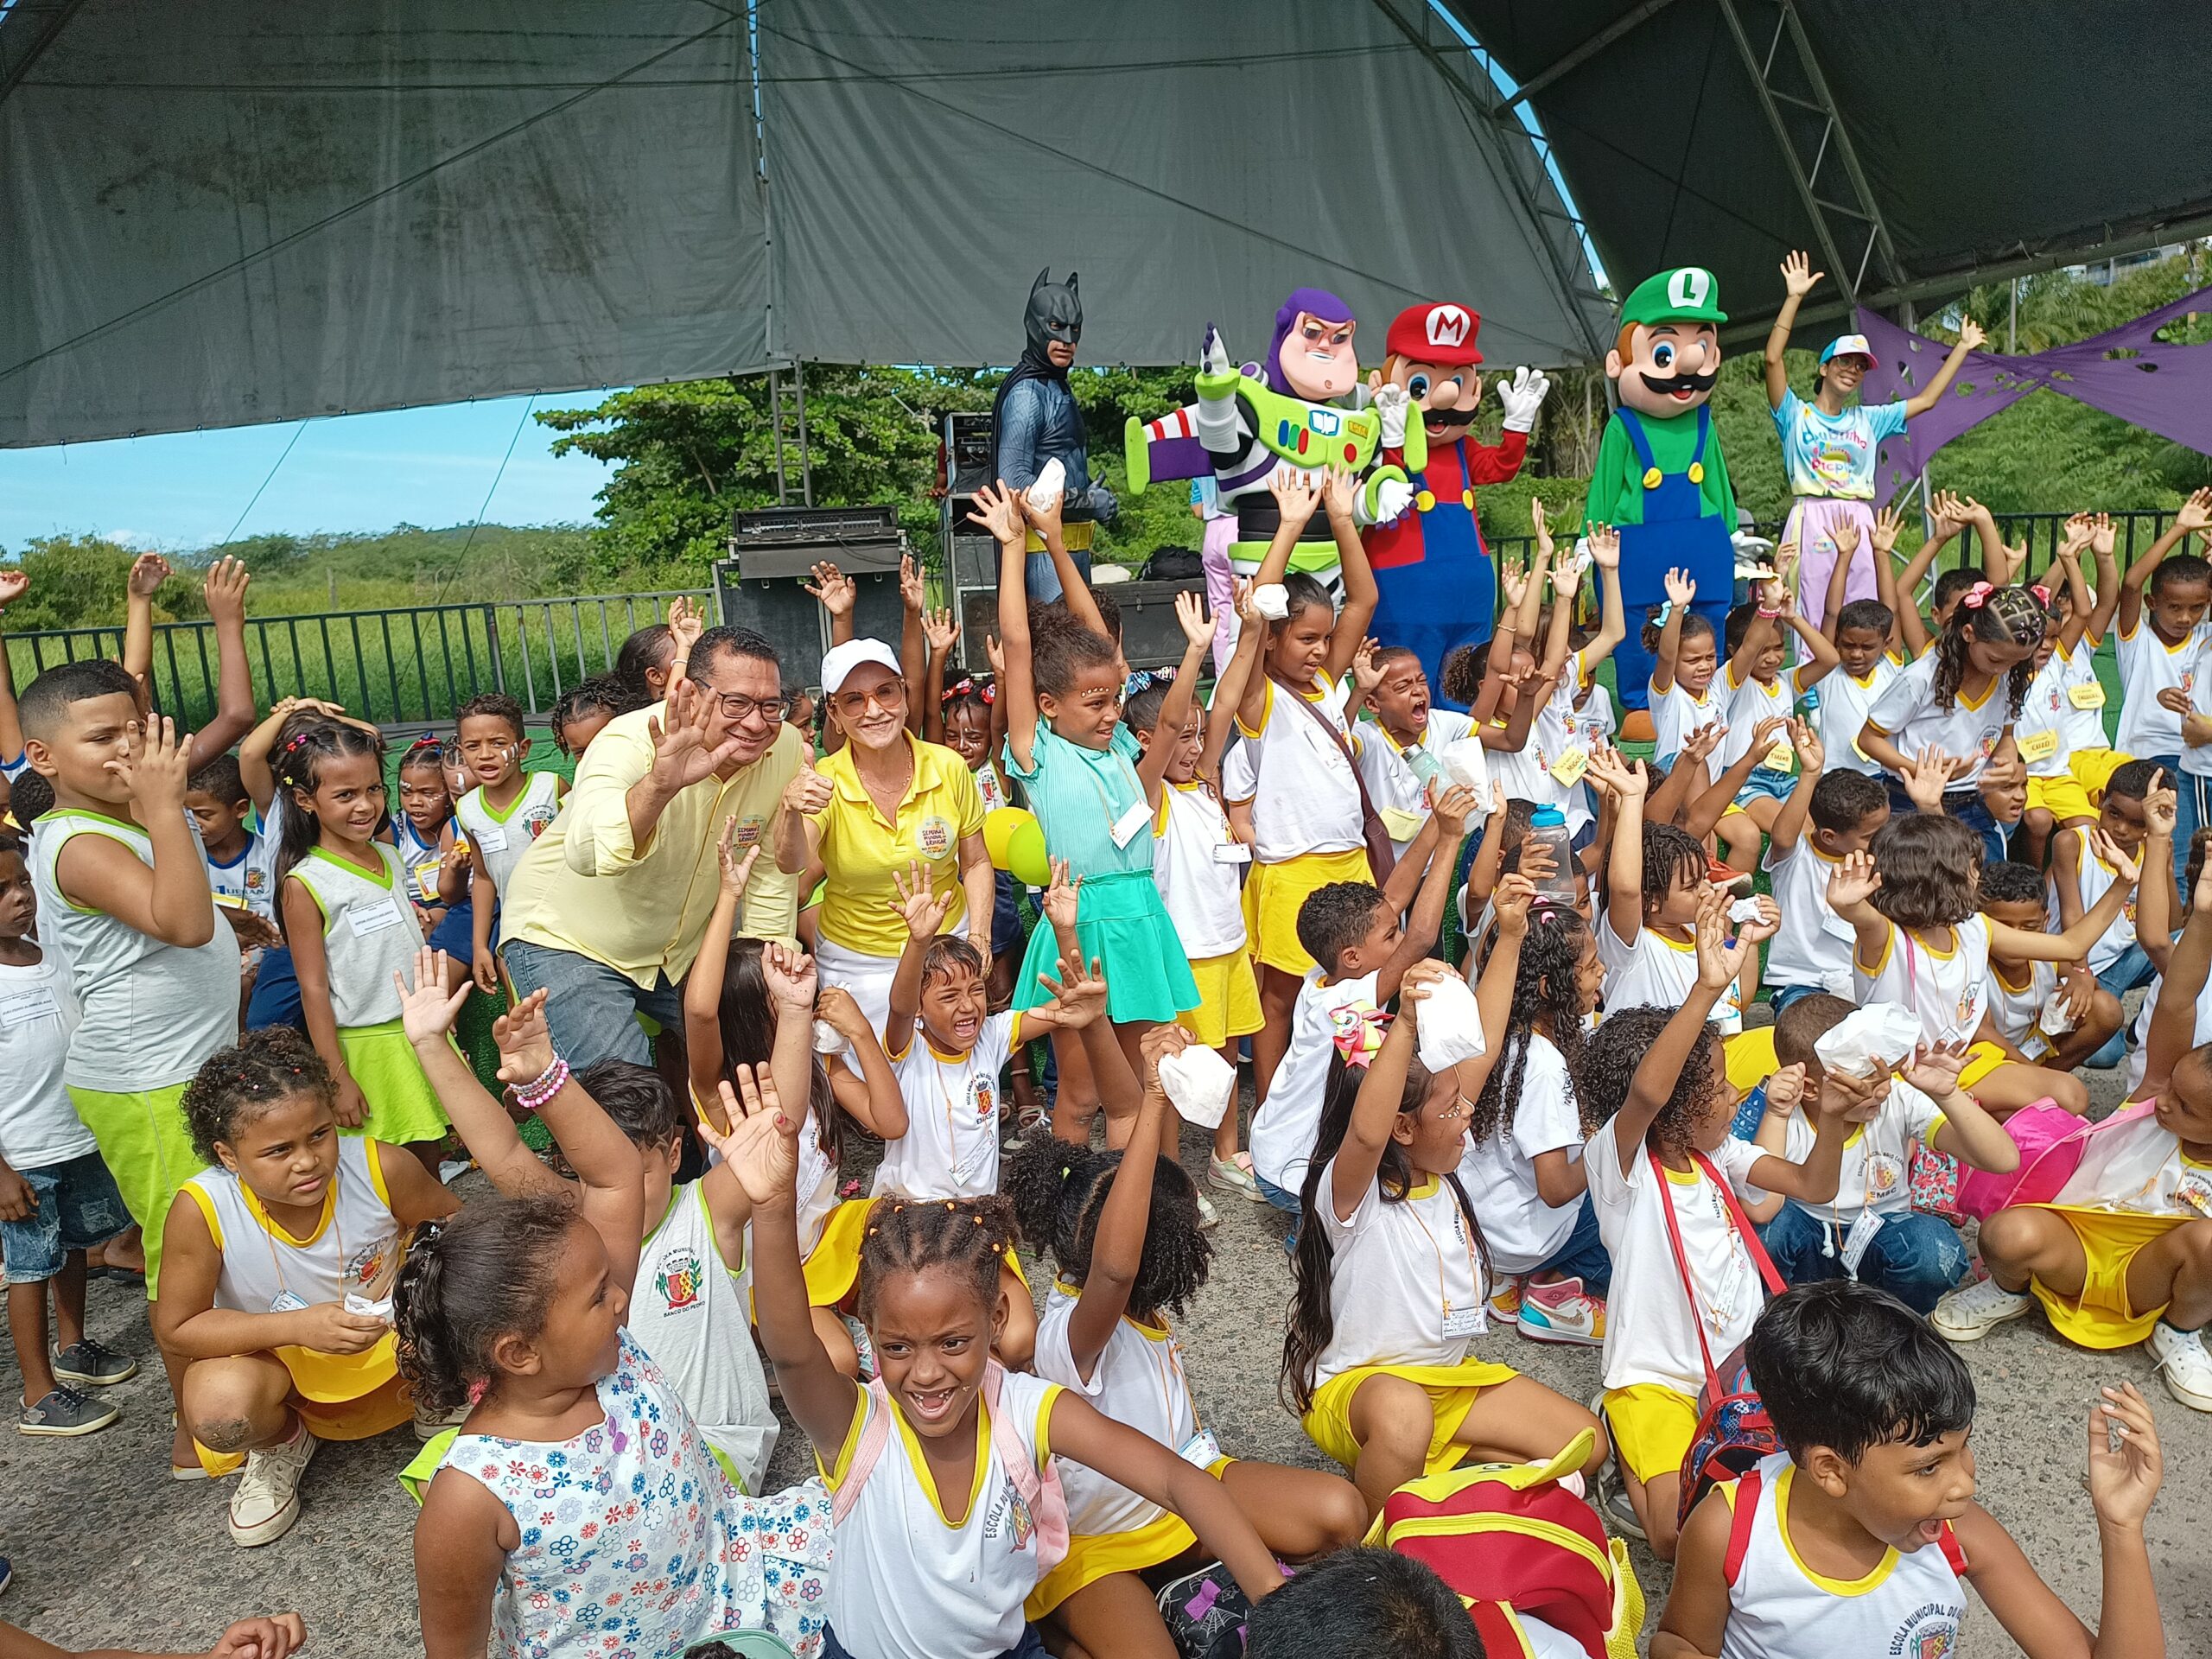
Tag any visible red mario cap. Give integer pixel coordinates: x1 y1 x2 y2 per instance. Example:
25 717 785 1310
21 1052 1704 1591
1385 302 1484 365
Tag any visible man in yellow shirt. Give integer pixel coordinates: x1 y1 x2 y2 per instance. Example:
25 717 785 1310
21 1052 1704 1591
502 626 801 1065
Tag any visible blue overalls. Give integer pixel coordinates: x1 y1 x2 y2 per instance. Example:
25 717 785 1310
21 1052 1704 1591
1610 406 1735 714
1368 436 1497 710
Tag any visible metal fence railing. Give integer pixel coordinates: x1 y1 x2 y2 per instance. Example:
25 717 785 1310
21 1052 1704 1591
3 590 715 733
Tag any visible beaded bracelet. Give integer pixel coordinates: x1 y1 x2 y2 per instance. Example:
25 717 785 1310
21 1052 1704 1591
509 1056 570 1113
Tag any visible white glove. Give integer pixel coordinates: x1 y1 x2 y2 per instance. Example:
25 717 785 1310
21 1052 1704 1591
1371 381 1410 449
1199 323 1231 378
1370 477 1415 526
1497 365 1550 434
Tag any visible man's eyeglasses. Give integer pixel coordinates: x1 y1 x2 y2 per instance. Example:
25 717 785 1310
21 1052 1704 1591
708 691 790 724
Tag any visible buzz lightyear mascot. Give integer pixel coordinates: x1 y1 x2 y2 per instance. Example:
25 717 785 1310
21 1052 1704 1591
1126 289 1420 594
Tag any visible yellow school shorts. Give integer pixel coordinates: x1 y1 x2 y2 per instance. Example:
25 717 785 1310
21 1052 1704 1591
2029 748 2132 825
1027 1498 1208 1618
2027 1205 2190 1350
1603 1383 1700 1485
1301 1359 1518 1478
195 1334 414 1478
1958 1039 2010 1090
1247 849 1375 976
1178 949 1264 1049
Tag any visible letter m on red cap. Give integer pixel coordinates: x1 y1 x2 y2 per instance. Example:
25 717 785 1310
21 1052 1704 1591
1426 306 1470 349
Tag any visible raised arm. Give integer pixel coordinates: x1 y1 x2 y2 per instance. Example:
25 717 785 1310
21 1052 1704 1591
1198 582 1262 779
403 957 568 1198
1683 716 1787 841
684 821 760 1106
1987 829 2139 963
976 481 1041 772
1591 748 1649 947
1136 593 1214 810
1649 568 1696 696
1901 315 1985 420
1764 252 1821 409
1584 524 1627 671
0 571 23 766
2144 856 2212 1094
54 716 215 948
2137 775 2178 978
1452 872 1539 1103
1325 465 1380 679
1765 720 1824 855
1379 784 1479 1001
188 556 257 771
1236 471 1325 730
2050 518 2096 654
803 562 858 651
880 861 955 1060
2084 513 2123 645
122 553 167 696
897 554 928 736
1611 891 1760 1168
1330 962 1449 1221
1867 505 1912 654
1740 1063 1877 1205
1020 487 1109 642
920 606 960 745
1063 1020 1181 1377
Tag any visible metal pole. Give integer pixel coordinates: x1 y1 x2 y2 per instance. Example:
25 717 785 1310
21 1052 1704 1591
769 371 788 504
2008 278 2018 354
795 361 812 506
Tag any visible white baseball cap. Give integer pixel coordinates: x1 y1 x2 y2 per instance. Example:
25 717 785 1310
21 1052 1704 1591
1820 334 1875 365
819 639 903 696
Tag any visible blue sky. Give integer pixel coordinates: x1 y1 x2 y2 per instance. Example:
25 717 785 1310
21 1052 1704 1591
0 392 617 553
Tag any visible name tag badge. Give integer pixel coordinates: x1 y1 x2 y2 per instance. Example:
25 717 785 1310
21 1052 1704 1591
0 987 60 1028
1178 1428 1224 1471
2173 1167 2212 1218
1440 1300 1484 1340
2069 682 2107 710
1211 842 1252 866
348 901 407 939
269 1288 309 1313
1109 802 1152 849
1548 747 1590 787
1840 1209 1885 1276
1763 740 1796 773
472 823 509 855
2017 728 2061 763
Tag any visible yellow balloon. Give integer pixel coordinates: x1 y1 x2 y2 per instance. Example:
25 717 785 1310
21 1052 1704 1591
982 807 1037 871
1007 819 1052 888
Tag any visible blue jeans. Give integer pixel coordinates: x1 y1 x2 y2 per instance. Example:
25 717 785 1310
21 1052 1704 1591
245 944 303 1032
1764 982 1828 1017
1026 546 1092 606
0 1153 130 1284
1757 1202 1969 1315
500 938 683 1069
1886 778 2006 866
1533 1194 1611 1297
2088 941 2159 1068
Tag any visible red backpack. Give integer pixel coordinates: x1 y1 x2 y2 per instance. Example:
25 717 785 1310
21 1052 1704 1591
1650 1147 1788 1533
1369 1428 1644 1659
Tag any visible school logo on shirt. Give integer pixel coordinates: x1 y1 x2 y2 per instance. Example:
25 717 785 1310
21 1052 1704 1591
971 1077 996 1121
344 1240 391 1294
730 813 767 849
916 814 954 860
984 1479 1035 1552
655 1246 704 1312
1891 1605 1960 1658
524 805 557 841
244 867 268 894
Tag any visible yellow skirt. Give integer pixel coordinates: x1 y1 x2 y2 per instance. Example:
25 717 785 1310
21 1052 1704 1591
1177 949 1264 1049
1301 1359 1517 1478
2027 1205 2190 1349
1247 849 1374 976
337 1020 454 1147
1602 1383 1700 1484
195 1331 414 1477
801 1196 1028 1311
1027 1505 1198 1619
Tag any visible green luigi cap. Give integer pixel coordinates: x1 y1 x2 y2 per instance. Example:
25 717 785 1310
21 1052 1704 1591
1619 266 1728 327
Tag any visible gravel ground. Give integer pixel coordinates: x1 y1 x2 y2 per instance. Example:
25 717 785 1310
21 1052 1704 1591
4 1059 2207 1657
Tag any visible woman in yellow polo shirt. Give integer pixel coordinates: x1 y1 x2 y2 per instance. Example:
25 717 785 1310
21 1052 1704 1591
774 639 997 1048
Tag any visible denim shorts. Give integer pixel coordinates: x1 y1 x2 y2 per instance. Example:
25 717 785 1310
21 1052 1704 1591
1 1152 130 1284
1732 766 1796 807
990 872 1026 960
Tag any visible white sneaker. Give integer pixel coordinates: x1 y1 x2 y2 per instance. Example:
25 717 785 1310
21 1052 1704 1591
1193 1189 1220 1231
1930 1276 2034 1343
228 1421 317 1547
2145 1320 2212 1413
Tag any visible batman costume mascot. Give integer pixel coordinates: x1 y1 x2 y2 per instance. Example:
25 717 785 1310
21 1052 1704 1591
994 269 1116 601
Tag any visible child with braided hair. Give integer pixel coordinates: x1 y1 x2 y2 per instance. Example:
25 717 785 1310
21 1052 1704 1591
1005 1020 1363 1657
729 1047 1283 1659
270 718 452 1166
156 1027 458 1546
1456 901 1611 1346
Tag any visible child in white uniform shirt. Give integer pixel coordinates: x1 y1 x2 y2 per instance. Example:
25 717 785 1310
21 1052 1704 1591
2014 518 2121 868
1283 931 1607 1523
1975 861 2120 1074
1646 568 1725 782
0 836 135 1439
1581 890 1869 1562
1007 1020 1361 1653
1761 760 1888 1009
1751 995 2018 1314
1712 566 1840 876
1656 1281 2168 1659
2113 487 2212 888
1351 645 1475 859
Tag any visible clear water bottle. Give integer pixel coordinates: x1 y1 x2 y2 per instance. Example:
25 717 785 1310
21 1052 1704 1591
1523 804 1579 904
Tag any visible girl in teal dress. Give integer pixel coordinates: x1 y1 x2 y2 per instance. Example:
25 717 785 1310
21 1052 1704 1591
971 481 1200 1147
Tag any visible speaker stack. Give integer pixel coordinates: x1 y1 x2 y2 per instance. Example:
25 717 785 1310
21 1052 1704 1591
714 505 909 694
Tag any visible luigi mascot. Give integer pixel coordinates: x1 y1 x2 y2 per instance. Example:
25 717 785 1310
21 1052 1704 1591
1585 266 1737 713
1361 302 1550 704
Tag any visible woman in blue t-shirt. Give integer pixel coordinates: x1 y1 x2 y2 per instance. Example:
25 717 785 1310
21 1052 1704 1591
1764 250 1986 627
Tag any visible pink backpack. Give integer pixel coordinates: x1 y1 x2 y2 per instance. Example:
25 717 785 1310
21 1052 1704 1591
827 1359 1069 1574
1955 1099 2158 1219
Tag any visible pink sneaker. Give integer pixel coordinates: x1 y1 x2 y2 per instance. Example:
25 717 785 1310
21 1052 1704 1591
1516 1277 1605 1346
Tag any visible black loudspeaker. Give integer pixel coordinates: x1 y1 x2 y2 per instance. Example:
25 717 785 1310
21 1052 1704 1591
715 506 909 693
1107 578 1211 671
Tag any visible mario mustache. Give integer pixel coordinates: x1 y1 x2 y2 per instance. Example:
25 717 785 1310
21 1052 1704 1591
1421 403 1478 429
1637 368 1718 397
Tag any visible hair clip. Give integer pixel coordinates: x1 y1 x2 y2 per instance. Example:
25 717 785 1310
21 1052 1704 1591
1653 601 1675 626
1960 581 1994 609
941 677 976 705
1329 1005 1391 1067
2030 583 2053 607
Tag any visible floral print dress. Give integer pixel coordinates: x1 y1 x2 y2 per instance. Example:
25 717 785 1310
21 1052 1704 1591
441 1331 832 1659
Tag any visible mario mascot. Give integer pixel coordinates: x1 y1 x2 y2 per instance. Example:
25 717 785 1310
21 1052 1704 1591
1584 266 1738 713
1361 302 1550 704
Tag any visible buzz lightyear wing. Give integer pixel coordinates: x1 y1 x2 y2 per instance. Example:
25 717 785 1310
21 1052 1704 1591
1122 403 1213 493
